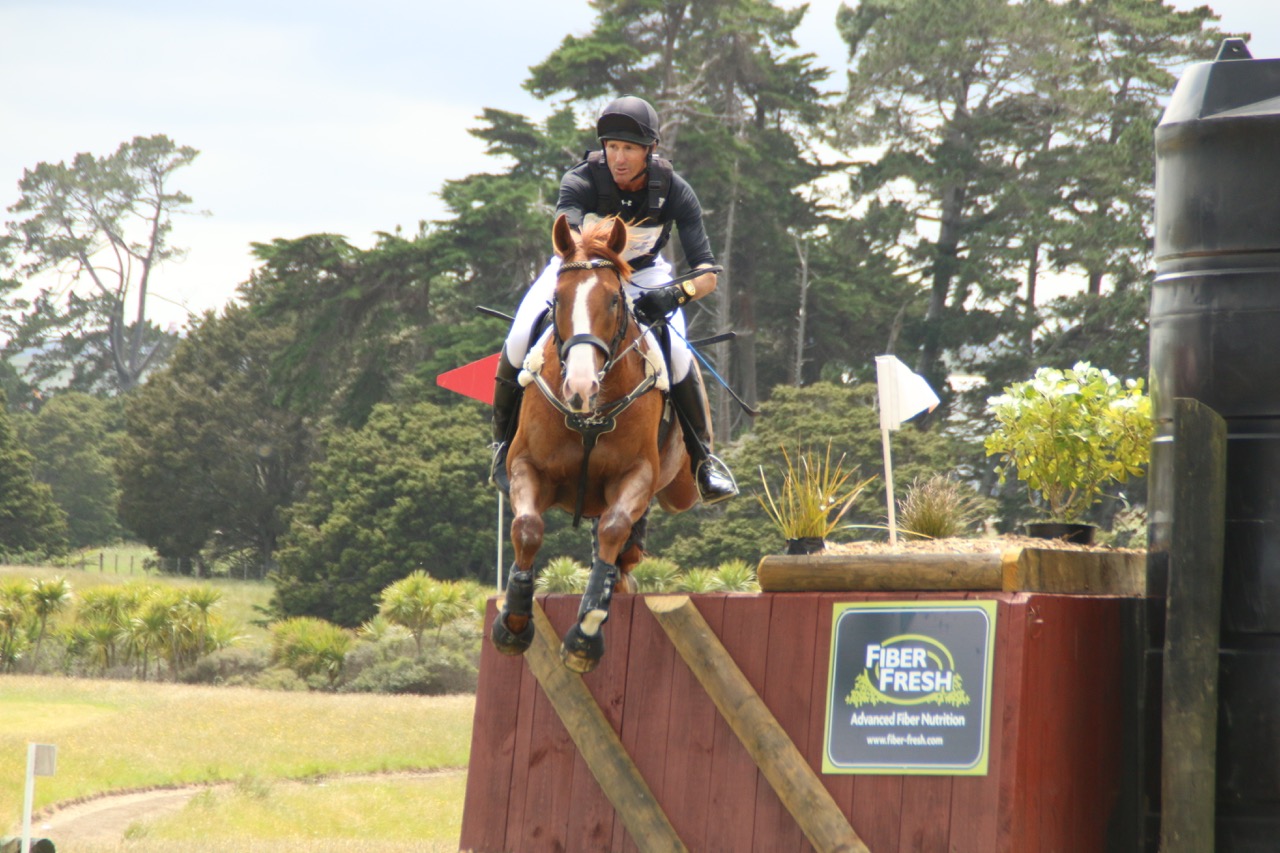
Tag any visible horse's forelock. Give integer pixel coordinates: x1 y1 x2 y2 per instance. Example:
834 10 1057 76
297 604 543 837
575 219 632 280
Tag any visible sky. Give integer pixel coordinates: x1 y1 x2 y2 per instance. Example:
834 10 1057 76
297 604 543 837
2 0 1277 329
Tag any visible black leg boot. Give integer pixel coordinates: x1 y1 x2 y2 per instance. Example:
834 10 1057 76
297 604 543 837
669 370 738 505
490 351 522 494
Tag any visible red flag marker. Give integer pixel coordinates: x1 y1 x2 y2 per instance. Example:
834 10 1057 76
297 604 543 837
436 352 501 405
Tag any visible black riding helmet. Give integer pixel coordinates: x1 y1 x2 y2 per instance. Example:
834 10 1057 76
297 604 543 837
596 96 661 147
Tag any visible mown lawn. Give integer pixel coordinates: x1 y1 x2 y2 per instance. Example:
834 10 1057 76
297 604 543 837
1 675 475 847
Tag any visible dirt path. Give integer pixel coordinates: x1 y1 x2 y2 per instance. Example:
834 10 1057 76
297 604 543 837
34 770 463 847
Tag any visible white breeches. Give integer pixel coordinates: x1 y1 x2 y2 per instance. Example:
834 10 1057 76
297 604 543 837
503 254 694 383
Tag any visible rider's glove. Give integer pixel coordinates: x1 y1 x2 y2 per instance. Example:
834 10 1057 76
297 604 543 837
632 283 689 326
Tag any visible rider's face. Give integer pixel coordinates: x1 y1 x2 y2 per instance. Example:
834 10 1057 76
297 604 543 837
604 140 652 192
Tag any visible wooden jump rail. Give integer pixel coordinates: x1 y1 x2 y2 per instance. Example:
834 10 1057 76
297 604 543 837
757 546 1145 596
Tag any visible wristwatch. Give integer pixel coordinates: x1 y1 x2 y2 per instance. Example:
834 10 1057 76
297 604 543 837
680 278 698 300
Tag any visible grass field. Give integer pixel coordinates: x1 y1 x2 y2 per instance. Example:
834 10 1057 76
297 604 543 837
1 675 475 848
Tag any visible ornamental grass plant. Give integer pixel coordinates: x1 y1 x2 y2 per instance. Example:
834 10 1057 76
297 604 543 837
536 556 589 593
757 443 875 542
897 474 991 540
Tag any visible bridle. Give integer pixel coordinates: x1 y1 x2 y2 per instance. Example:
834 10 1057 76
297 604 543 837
530 255 660 526
551 259 632 369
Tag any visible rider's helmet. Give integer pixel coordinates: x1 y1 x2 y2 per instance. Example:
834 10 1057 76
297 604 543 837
596 96 661 147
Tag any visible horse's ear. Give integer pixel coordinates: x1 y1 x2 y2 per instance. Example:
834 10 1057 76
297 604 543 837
552 214 576 257
605 216 628 256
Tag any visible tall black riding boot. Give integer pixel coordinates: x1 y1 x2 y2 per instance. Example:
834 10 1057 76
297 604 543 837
490 351 523 494
669 370 738 505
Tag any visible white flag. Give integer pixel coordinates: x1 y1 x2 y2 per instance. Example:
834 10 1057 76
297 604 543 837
875 355 940 430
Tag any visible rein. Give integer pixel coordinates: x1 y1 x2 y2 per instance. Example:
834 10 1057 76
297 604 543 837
535 256 658 526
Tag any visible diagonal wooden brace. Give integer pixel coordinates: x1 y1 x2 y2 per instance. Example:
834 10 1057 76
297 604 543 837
525 600 687 852
646 594 870 853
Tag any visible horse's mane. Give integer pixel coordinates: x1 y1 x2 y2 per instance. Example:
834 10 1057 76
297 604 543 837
574 218 633 280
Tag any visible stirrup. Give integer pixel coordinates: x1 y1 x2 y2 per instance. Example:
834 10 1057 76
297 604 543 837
696 453 738 505
489 442 510 495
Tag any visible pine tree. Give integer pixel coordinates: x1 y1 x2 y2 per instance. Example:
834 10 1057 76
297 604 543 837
0 388 68 557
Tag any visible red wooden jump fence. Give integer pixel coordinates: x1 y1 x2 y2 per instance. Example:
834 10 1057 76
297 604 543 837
460 584 1140 853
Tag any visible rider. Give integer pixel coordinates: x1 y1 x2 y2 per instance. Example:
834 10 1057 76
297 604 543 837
491 94 738 506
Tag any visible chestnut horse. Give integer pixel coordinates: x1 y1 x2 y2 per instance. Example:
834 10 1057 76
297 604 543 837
490 214 699 673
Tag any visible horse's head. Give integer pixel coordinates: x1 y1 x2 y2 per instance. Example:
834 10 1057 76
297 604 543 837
551 213 633 413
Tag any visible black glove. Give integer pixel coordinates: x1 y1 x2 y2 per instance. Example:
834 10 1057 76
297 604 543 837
632 284 688 326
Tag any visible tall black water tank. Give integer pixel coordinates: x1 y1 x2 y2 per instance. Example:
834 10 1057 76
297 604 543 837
1151 39 1280 852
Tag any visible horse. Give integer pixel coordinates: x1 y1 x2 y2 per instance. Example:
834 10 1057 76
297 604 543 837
490 213 699 673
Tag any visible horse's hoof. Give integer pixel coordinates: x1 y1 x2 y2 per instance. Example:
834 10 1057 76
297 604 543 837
491 611 534 656
560 621 604 673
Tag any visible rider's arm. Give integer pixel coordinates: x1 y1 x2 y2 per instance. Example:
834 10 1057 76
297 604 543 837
668 175 717 301
555 165 595 231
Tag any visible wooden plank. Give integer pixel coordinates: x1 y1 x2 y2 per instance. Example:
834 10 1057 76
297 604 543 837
1003 548 1145 595
459 597 524 853
564 595 635 852
655 595 726 845
520 598 687 853
615 595 678 853
799 594 856 853
759 549 1145 595
898 776 953 852
702 594 773 853
1160 397 1227 853
521 596 581 850
751 593 821 853
502 611 540 852
647 595 870 853
994 594 1031 853
759 552 1003 592
947 593 1013 853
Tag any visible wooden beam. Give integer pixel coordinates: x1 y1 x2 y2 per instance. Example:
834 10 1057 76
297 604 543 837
758 552 1002 592
1002 548 1146 595
757 548 1145 595
525 600 687 852
646 595 870 853
1159 398 1227 853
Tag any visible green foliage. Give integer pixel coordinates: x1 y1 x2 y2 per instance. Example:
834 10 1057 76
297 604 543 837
675 568 718 594
241 232 440 427
536 557 588 594
272 397 492 627
711 559 759 593
985 362 1153 522
2 134 195 393
832 0 1225 399
896 475 991 540
377 571 469 657
116 305 312 568
0 388 68 559
629 556 681 593
270 616 352 687
758 443 875 540
649 382 967 564
18 392 125 548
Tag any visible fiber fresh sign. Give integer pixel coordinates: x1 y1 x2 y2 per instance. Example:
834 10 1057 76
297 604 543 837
823 601 997 775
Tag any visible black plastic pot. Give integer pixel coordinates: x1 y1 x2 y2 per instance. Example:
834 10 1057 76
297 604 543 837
784 537 826 555
1025 522 1096 546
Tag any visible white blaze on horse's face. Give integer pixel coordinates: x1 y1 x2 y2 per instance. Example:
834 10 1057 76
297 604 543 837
562 273 603 412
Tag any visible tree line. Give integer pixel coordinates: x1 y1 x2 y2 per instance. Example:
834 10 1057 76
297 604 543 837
0 0 1229 627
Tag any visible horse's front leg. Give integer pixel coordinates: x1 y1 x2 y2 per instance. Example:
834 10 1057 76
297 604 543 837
560 471 653 673
490 471 552 656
